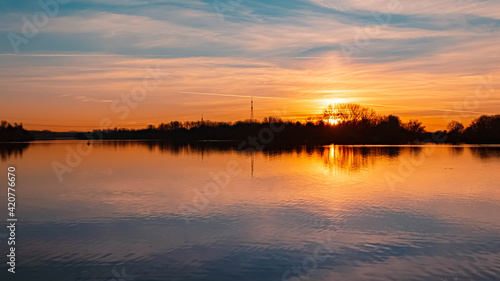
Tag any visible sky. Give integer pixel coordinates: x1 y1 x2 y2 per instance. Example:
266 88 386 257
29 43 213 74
0 0 499 131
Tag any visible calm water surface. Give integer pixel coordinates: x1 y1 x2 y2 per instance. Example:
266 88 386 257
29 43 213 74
1 141 500 281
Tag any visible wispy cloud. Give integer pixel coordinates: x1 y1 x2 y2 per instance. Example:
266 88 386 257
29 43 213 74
0 0 499 130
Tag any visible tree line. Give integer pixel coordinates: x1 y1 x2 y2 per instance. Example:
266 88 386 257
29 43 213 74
78 103 500 145
2 104 500 144
0 121 34 142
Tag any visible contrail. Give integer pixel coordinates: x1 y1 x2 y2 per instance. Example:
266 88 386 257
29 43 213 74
359 102 491 115
0 53 172 58
182 91 491 115
181 91 299 100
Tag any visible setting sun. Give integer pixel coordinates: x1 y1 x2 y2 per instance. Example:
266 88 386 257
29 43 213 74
328 117 339 125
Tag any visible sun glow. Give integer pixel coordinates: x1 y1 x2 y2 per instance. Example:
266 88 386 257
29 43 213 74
319 97 353 106
320 98 351 125
328 118 339 125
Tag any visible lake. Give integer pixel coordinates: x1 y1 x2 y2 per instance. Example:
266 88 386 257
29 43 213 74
1 141 500 281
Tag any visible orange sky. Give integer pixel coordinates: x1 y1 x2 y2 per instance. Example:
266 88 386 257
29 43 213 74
0 0 499 131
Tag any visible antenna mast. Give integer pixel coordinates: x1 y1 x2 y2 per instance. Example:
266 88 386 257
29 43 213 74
251 96 254 122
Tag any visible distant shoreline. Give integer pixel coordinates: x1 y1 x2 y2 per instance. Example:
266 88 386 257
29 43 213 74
3 104 500 145
3 139 500 145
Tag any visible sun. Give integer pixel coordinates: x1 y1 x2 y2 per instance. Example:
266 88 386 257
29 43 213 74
328 117 339 125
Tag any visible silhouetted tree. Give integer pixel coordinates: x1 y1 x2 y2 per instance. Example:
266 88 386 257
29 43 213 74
263 116 283 124
322 104 336 123
0 120 34 142
464 115 500 143
447 121 464 134
332 103 377 125
404 119 426 134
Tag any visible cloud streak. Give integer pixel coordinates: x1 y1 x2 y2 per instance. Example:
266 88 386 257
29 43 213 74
0 0 499 130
